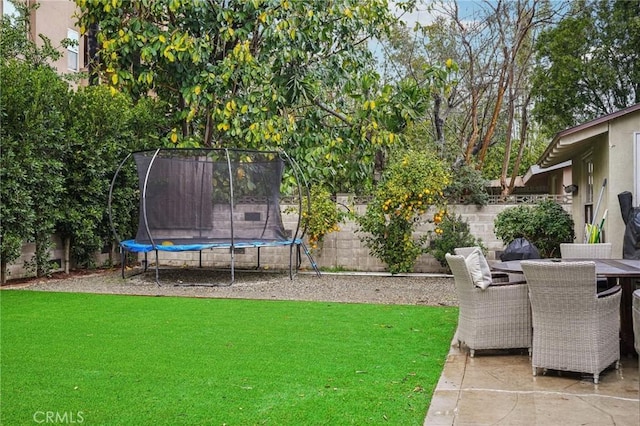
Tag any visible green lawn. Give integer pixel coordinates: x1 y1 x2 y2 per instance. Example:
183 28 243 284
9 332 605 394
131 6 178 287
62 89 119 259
1 291 457 425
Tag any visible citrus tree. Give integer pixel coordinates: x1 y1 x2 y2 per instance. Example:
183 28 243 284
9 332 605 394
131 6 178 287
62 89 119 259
357 149 451 274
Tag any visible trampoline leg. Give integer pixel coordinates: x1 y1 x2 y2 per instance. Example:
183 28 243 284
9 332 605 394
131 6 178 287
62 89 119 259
154 250 160 286
289 244 295 280
300 242 321 277
120 248 126 279
230 246 235 285
256 247 261 270
199 250 202 268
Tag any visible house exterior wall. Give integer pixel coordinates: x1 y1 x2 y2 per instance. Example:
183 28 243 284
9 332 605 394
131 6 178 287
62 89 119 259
607 112 640 257
566 110 640 257
2 0 84 80
32 0 84 76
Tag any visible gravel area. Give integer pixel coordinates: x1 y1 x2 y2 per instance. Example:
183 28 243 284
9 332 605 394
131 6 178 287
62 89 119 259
4 267 458 306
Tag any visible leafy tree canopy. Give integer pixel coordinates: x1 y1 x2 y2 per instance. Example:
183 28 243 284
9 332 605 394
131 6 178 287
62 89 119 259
74 0 436 194
532 0 640 135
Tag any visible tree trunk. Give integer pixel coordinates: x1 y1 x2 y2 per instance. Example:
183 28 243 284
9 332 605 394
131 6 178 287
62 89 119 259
64 236 71 274
1 258 6 285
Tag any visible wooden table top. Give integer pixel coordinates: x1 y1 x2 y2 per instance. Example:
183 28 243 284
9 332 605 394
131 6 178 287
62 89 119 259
491 258 640 278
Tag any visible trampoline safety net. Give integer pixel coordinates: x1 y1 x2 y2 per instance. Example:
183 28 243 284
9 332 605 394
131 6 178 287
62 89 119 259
109 148 320 284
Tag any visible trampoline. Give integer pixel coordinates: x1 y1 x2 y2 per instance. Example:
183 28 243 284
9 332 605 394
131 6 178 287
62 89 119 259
108 148 320 285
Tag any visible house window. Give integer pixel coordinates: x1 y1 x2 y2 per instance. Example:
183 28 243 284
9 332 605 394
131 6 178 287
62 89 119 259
584 157 594 225
67 28 79 71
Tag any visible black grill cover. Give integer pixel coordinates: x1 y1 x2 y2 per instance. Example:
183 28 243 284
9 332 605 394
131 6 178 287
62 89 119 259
500 237 541 261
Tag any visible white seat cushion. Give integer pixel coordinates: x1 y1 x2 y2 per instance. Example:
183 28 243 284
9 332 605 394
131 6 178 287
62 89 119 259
465 248 493 290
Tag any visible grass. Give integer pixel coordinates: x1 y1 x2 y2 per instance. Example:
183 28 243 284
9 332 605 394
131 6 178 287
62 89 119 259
1 291 457 425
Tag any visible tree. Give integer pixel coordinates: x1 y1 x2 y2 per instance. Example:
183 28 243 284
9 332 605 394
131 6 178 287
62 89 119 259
0 2 168 281
74 0 424 193
356 149 450 273
532 0 640 135
58 86 165 270
0 2 70 283
0 60 68 282
383 0 561 197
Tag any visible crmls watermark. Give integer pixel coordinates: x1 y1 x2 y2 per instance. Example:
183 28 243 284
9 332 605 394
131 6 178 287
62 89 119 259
33 411 85 424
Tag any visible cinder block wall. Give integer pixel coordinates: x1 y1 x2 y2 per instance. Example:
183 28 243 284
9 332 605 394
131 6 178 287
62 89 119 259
6 199 569 280
130 199 522 274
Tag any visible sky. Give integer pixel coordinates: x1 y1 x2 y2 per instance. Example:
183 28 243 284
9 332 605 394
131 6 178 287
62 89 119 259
393 0 496 28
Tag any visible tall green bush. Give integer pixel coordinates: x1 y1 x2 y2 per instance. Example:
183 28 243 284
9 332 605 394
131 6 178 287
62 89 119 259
0 5 169 280
357 149 450 274
494 200 575 258
427 212 485 267
59 86 165 268
0 60 68 281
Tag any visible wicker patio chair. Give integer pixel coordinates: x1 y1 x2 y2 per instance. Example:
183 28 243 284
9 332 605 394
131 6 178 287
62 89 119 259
560 243 612 259
445 253 532 357
633 290 640 356
521 260 621 384
560 243 613 291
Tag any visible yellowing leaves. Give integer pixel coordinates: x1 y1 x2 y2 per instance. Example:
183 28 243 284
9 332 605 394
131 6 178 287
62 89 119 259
169 0 181 13
163 46 175 62
343 8 353 18
225 100 237 113
170 129 178 144
363 100 376 110
158 34 166 43
194 85 201 95
232 41 253 62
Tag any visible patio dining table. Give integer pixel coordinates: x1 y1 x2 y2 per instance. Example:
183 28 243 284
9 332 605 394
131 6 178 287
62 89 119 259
492 258 640 355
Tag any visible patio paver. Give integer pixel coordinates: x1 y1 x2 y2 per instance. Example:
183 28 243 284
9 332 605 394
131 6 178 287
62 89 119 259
425 341 639 425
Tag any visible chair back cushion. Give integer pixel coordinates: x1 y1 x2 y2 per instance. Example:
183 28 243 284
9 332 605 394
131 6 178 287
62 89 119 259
464 248 493 290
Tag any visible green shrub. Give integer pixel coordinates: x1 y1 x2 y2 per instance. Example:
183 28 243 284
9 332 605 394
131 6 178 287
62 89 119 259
427 212 485 267
301 186 350 250
444 164 490 206
494 200 574 258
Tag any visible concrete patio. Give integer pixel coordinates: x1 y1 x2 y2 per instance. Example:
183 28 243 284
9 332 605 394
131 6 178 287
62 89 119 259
425 342 639 425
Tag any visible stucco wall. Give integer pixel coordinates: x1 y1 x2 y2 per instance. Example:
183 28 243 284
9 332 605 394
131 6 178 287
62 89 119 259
607 113 640 257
